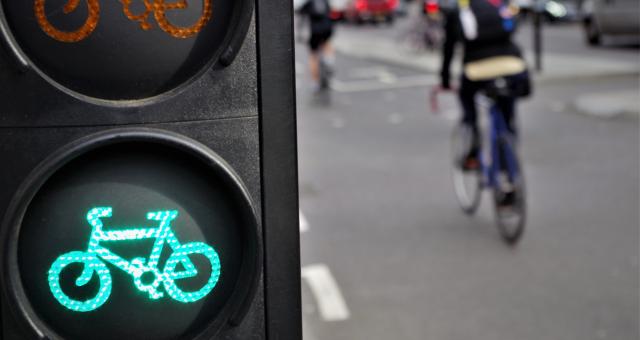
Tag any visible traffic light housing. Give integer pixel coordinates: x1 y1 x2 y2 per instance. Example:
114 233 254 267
0 0 300 338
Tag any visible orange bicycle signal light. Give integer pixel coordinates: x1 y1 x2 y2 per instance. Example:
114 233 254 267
34 0 213 42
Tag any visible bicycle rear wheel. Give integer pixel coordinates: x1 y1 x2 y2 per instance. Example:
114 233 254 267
493 136 526 245
451 124 482 214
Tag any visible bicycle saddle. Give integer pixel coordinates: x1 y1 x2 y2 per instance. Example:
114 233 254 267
483 77 512 99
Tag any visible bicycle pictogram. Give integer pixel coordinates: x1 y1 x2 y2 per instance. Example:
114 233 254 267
48 207 221 312
34 0 213 43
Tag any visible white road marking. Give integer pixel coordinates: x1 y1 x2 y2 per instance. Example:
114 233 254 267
300 211 309 233
301 264 351 322
332 75 437 93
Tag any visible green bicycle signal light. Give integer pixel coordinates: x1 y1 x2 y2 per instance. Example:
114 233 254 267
47 207 222 312
0 130 262 339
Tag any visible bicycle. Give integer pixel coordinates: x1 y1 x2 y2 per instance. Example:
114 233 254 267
432 79 526 245
48 206 221 312
397 12 442 53
34 0 213 43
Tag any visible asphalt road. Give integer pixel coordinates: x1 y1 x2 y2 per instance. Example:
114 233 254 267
297 17 639 340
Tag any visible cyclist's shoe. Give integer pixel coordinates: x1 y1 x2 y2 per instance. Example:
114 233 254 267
460 148 480 171
462 156 479 170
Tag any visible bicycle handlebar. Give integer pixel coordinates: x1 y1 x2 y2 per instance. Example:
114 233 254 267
429 85 457 114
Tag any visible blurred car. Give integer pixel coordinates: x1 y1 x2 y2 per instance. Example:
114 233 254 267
514 0 579 22
344 0 399 23
542 0 579 22
421 0 440 16
330 0 350 20
582 0 640 45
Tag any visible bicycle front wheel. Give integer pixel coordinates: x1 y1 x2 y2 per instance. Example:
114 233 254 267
493 135 526 245
450 124 482 214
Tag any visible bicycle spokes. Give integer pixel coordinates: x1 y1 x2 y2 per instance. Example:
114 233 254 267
48 207 221 312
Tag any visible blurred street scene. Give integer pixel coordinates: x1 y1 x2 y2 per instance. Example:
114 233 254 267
295 0 639 339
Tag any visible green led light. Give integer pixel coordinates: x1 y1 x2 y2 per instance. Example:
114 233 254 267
47 207 221 312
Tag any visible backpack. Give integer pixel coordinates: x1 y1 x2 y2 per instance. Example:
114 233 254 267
458 0 516 43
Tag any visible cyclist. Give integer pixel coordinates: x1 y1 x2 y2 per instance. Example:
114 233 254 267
439 0 530 205
300 0 335 89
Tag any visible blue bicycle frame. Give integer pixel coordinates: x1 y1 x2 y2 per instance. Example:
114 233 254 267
480 102 519 189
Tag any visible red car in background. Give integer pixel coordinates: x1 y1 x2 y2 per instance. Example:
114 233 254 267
343 0 399 23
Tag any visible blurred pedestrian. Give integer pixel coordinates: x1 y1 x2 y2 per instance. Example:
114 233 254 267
300 0 336 90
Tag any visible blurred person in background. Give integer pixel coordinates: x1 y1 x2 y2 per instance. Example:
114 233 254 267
439 0 531 205
299 0 336 90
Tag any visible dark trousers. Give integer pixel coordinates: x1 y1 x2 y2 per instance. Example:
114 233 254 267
458 75 517 137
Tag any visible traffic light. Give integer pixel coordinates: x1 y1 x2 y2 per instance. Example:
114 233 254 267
0 0 300 339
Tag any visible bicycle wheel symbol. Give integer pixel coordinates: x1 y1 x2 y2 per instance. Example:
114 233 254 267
48 251 112 312
163 242 221 303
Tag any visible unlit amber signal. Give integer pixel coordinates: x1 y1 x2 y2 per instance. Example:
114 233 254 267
34 0 213 43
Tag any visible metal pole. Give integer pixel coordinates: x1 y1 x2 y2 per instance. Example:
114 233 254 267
533 0 543 72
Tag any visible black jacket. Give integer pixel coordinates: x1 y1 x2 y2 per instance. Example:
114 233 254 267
301 0 334 34
440 1 522 88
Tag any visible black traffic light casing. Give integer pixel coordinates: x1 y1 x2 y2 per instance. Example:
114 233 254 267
0 0 300 338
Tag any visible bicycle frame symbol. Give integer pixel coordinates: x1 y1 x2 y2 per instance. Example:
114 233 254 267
48 207 221 312
34 0 213 43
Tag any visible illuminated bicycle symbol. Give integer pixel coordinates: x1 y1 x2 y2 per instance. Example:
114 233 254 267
34 0 213 42
48 207 221 312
